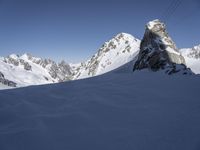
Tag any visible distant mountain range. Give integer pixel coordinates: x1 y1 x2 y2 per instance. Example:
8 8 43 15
0 19 200 89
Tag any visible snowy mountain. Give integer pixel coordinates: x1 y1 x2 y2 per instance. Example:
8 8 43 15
73 33 140 79
180 45 200 74
1 19 200 149
0 54 72 88
133 19 190 75
0 33 140 89
1 20 200 89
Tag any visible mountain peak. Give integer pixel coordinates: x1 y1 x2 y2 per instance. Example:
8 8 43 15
133 19 190 74
20 53 33 59
146 19 163 29
73 33 140 79
8 54 19 59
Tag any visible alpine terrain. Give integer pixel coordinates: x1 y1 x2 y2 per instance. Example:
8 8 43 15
0 54 72 88
0 19 200 150
0 33 140 89
0 20 200 89
180 45 200 74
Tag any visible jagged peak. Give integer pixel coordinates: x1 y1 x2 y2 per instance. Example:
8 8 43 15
115 32 135 38
133 19 188 73
193 44 200 50
8 54 19 59
146 19 165 30
19 53 35 60
20 53 32 57
144 19 179 53
6 53 38 61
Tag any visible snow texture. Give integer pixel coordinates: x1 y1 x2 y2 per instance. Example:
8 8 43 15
0 67 200 150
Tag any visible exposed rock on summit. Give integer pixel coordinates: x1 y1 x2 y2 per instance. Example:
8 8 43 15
133 19 189 74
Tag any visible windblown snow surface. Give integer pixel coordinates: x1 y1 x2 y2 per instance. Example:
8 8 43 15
0 65 200 150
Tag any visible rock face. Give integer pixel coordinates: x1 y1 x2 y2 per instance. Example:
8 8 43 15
0 71 17 87
133 19 187 74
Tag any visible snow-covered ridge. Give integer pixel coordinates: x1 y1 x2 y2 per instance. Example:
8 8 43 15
0 33 141 88
181 45 200 59
180 45 200 74
1 20 200 89
0 53 72 88
73 33 140 79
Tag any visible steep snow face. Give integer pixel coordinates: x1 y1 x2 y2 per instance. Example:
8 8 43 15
0 54 72 88
134 19 187 74
73 33 140 79
180 45 200 74
0 70 200 149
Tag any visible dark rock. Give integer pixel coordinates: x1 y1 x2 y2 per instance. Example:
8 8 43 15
0 71 17 87
133 19 190 74
7 57 19 66
24 62 32 71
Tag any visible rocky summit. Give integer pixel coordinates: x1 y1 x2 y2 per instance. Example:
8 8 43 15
133 19 189 74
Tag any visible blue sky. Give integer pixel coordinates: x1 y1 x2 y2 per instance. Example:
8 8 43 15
0 0 199 62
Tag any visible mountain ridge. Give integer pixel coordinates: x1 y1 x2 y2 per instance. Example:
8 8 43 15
0 20 200 89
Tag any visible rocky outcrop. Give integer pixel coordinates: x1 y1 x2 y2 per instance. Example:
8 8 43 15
4 54 32 71
5 55 20 66
133 19 190 74
0 71 17 87
35 58 72 81
19 59 32 71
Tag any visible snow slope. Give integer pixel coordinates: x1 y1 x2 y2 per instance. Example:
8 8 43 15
180 45 200 74
0 69 200 150
73 33 140 79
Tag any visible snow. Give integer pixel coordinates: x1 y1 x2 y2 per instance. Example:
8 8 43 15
0 83 12 90
74 33 140 79
8 54 19 59
0 33 140 89
0 67 200 150
146 19 160 29
180 48 200 74
183 56 200 74
0 56 56 88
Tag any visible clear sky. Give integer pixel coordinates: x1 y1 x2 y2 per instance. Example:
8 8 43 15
0 0 199 62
